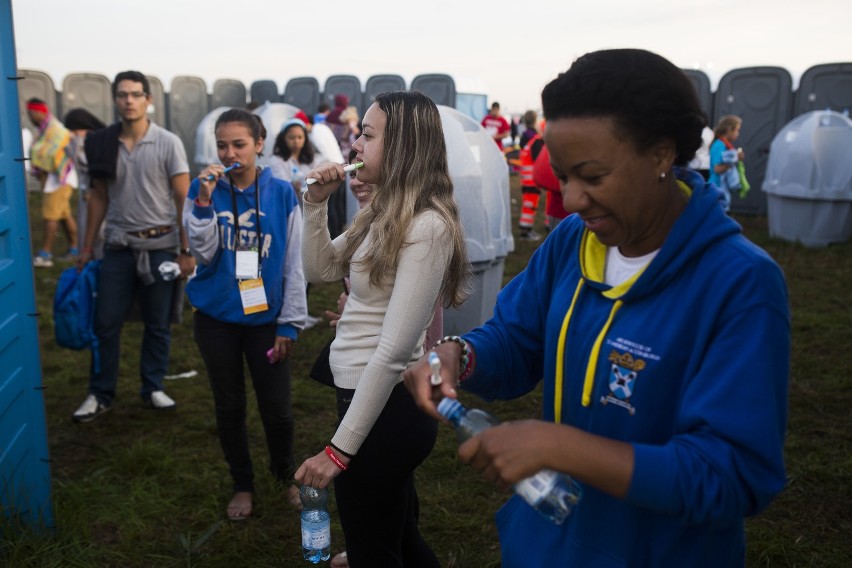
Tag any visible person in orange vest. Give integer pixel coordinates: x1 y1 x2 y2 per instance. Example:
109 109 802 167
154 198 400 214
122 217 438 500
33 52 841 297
518 131 545 240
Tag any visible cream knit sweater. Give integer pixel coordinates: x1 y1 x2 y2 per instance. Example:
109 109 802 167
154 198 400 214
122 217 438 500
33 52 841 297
302 197 453 455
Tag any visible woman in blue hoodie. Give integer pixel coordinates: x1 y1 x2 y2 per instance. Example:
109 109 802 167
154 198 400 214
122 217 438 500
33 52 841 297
404 49 790 567
184 108 307 521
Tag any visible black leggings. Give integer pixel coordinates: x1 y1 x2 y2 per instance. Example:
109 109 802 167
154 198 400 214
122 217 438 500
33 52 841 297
194 311 295 493
333 382 440 568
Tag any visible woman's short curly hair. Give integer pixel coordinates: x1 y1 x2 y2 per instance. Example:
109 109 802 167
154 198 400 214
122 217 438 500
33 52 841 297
541 49 705 166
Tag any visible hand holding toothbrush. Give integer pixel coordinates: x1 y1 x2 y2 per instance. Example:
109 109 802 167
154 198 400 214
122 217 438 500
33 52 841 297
304 161 363 203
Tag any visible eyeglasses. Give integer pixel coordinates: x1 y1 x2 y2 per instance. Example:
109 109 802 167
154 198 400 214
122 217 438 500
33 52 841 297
115 91 147 100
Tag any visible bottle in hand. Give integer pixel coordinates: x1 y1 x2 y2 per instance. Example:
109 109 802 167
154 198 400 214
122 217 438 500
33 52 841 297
437 397 582 525
300 485 331 563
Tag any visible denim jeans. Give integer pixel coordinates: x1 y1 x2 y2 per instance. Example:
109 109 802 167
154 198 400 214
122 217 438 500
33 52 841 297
89 246 176 404
193 311 295 493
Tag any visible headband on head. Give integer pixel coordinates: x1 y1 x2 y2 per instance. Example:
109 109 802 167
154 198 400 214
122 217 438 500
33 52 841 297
27 101 49 114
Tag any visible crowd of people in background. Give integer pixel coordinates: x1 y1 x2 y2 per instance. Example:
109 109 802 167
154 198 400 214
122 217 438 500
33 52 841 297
22 49 778 568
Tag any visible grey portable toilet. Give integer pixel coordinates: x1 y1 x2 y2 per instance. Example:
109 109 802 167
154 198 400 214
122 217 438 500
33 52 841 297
682 69 713 121
794 63 852 116
364 74 406 107
411 74 456 108
324 74 363 114
762 110 852 247
145 74 167 127
16 69 56 137
0 0 56 531
62 72 112 126
193 106 230 169
16 69 56 193
212 78 247 109
714 66 793 215
438 105 514 335
250 80 280 106
169 76 209 176
283 76 320 116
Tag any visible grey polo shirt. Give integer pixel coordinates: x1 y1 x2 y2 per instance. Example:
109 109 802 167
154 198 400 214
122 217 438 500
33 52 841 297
104 121 189 234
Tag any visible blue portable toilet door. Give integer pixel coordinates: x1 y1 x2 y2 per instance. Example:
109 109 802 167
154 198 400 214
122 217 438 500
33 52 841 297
714 66 793 215
794 63 852 117
0 0 56 530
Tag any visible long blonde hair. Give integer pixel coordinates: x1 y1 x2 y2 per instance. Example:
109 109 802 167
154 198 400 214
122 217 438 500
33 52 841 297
342 91 469 308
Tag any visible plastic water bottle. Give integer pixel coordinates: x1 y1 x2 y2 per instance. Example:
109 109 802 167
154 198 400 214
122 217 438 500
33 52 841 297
437 397 582 525
300 485 331 563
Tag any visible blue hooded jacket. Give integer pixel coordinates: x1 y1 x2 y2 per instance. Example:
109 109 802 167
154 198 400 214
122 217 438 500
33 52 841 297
184 167 307 338
462 168 790 567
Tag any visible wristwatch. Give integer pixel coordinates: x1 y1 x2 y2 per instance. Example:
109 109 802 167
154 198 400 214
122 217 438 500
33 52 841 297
180 247 192 256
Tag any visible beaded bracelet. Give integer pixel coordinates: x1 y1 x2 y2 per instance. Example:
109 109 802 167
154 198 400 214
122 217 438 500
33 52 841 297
324 445 348 471
434 335 473 382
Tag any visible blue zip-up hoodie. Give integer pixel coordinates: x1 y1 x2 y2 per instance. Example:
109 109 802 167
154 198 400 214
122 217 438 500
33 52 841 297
463 168 790 567
183 167 307 338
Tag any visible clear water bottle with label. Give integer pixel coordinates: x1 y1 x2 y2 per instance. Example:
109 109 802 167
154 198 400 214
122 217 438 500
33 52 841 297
300 485 331 563
437 397 582 525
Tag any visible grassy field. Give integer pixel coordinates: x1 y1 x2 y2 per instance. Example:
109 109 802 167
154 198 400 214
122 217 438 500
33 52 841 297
3 178 851 567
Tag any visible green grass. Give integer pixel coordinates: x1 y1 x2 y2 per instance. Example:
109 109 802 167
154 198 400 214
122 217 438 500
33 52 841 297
3 182 851 567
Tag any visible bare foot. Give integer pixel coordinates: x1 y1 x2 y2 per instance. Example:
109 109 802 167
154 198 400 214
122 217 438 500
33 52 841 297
330 551 349 568
227 491 253 521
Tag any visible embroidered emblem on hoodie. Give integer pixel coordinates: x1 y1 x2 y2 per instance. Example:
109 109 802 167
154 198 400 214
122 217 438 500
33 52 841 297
601 350 646 415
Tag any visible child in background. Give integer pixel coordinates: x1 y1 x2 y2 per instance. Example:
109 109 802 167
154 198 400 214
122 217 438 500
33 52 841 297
268 118 321 197
708 115 746 211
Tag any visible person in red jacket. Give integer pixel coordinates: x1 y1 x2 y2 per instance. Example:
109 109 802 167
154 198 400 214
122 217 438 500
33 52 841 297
533 144 571 231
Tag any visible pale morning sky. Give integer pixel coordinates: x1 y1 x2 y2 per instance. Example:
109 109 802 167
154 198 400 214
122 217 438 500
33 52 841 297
10 0 852 115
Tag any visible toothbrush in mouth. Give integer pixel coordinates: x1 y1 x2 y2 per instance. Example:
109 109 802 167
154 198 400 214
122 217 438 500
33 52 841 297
205 162 241 181
305 162 364 185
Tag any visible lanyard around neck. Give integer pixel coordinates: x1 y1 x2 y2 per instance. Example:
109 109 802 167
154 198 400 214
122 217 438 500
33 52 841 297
228 169 262 265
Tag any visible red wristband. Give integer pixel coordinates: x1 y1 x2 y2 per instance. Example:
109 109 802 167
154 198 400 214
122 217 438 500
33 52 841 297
194 197 211 207
325 445 348 471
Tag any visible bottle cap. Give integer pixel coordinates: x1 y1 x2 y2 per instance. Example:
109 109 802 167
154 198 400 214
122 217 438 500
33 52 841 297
437 397 462 419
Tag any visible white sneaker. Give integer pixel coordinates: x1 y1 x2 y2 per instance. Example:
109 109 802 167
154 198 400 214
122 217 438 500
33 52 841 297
72 394 111 423
33 254 54 268
146 390 176 410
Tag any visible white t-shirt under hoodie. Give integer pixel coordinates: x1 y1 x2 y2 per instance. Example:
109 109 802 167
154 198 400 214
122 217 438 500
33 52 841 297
301 196 453 456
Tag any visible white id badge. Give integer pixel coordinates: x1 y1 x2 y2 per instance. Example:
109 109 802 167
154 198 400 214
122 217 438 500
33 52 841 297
235 249 259 280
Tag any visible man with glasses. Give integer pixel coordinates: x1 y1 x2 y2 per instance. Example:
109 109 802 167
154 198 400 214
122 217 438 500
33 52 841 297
73 70 194 422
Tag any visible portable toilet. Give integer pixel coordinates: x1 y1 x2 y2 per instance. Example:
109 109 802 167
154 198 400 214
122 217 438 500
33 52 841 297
1 0 55 532
438 105 514 335
762 110 852 247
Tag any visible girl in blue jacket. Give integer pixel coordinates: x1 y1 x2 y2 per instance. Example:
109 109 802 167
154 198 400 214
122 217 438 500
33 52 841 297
184 108 307 521
405 49 790 568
